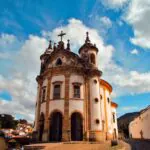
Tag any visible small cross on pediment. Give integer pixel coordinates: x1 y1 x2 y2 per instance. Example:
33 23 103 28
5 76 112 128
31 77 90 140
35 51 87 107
58 31 66 41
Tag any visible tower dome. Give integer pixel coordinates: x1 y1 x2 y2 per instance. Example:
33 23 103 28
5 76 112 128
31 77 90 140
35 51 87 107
79 32 98 67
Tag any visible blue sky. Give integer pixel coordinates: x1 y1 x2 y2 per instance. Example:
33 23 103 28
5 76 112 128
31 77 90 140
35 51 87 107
0 0 150 121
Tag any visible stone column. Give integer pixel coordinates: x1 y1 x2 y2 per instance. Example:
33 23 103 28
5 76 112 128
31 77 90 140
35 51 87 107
62 73 70 141
43 76 51 142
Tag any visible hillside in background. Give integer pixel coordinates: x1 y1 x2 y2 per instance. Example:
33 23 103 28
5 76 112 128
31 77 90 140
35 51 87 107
117 112 140 138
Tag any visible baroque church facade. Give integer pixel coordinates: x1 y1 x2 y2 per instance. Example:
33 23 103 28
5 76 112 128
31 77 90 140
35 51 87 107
34 31 118 142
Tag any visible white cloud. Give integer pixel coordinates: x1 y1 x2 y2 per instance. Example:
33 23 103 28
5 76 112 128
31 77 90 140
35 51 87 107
124 0 150 49
100 16 112 29
0 34 48 122
101 0 129 9
108 70 150 95
0 33 16 45
0 52 10 59
130 49 139 55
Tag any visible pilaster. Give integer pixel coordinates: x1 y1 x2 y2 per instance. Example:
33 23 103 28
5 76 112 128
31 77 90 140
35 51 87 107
103 87 108 140
43 76 51 141
36 82 43 141
62 73 70 141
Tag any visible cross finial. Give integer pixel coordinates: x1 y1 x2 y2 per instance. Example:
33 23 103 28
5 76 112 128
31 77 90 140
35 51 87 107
58 30 66 41
85 31 90 43
66 39 70 50
48 40 52 49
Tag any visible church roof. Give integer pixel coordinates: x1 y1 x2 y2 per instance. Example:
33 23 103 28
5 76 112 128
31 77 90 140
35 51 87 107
100 79 112 92
111 102 118 108
79 42 98 54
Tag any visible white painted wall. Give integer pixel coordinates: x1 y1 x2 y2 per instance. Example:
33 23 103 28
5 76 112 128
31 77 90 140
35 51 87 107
100 87 105 121
90 76 102 131
129 108 150 139
69 100 84 116
49 100 64 116
105 89 112 134
50 75 65 99
40 102 46 115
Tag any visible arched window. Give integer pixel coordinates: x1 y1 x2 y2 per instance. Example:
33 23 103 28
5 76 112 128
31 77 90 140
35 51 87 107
56 58 62 66
90 54 95 64
53 84 61 99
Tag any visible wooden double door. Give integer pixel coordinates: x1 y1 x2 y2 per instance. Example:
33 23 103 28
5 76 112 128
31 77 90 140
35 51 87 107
71 112 83 141
49 112 62 142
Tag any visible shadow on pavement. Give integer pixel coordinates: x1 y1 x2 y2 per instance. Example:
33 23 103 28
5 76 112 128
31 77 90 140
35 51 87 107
124 139 150 150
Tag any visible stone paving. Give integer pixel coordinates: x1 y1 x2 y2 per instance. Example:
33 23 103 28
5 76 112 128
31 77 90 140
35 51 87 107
24 141 129 150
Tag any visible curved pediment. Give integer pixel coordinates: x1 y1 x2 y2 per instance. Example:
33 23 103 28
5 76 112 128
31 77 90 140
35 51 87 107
40 49 84 74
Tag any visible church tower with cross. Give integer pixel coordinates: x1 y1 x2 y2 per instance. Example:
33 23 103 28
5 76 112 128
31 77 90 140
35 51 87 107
33 31 118 142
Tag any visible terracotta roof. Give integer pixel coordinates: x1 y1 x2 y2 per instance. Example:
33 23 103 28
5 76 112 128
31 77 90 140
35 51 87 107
99 79 113 92
111 102 118 108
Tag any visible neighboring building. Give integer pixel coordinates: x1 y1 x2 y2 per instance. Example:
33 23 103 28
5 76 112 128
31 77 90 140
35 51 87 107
33 31 118 142
129 105 150 140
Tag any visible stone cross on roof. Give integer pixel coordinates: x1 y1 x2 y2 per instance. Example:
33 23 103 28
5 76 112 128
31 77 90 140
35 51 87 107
58 30 66 41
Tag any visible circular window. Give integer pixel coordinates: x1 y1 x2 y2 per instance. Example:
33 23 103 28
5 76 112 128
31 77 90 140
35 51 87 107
94 79 97 84
95 98 99 103
95 119 100 124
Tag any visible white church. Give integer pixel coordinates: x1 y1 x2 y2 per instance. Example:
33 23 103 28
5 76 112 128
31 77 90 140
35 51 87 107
33 31 118 142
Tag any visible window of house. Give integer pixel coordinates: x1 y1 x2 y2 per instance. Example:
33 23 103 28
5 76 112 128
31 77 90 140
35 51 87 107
53 84 61 99
56 58 62 66
90 53 95 64
100 95 102 100
107 97 110 103
113 113 115 123
74 85 80 98
41 88 46 102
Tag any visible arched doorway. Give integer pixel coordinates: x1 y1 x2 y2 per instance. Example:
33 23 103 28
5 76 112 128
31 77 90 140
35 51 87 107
49 111 62 142
113 128 117 139
71 112 83 141
39 113 44 141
